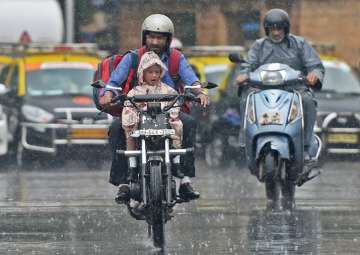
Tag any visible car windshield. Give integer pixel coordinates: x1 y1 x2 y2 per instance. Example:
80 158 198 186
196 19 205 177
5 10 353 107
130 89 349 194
322 64 360 94
26 68 94 96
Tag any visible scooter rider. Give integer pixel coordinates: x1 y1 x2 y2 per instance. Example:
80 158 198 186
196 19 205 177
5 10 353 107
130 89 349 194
236 8 325 159
99 14 209 202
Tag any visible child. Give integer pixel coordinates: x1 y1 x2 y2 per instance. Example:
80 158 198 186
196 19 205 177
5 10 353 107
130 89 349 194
122 51 183 173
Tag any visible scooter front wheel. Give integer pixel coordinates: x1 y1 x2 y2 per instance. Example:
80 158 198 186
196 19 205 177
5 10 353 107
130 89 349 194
263 152 281 207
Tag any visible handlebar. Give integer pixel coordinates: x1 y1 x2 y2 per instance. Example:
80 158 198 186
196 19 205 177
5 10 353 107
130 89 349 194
110 93 200 110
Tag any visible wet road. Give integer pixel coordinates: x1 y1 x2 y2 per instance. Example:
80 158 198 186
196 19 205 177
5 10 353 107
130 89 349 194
0 159 360 254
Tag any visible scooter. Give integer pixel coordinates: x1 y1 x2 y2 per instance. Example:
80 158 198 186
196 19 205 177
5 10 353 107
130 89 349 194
205 106 243 168
237 61 322 210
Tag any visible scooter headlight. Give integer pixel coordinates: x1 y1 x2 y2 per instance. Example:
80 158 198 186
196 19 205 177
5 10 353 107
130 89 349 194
261 71 284 85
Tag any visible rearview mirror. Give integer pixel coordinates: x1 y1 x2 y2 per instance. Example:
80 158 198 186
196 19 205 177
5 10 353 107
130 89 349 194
228 53 244 63
91 80 106 89
201 81 218 89
0 84 9 95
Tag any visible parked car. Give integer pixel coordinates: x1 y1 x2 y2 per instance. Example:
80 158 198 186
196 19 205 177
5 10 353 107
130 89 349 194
0 43 110 169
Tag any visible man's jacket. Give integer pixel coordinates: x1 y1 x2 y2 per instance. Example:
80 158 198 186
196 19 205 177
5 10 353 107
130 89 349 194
246 34 325 90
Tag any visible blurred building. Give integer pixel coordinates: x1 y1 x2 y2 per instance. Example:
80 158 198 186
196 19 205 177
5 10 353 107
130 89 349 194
289 0 360 68
116 0 263 50
111 0 359 68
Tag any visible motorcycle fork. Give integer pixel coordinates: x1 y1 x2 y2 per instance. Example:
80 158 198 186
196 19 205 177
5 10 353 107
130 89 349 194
141 139 147 205
164 138 172 204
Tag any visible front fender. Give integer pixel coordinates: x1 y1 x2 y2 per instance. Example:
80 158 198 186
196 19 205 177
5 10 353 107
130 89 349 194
255 135 290 160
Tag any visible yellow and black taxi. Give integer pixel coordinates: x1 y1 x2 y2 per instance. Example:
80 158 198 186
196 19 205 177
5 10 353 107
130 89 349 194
0 43 110 168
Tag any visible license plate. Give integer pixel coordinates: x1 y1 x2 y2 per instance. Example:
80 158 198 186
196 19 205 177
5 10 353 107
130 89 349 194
71 129 107 139
131 129 175 137
327 133 358 144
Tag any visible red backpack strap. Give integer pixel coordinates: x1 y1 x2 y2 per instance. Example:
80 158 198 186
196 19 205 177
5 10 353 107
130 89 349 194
168 49 181 82
168 49 191 113
122 47 146 94
102 57 111 83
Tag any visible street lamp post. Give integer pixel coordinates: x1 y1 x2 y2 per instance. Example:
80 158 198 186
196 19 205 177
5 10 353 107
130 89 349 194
65 0 74 43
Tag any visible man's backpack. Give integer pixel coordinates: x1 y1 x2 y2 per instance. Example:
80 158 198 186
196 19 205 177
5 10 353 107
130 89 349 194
92 47 183 117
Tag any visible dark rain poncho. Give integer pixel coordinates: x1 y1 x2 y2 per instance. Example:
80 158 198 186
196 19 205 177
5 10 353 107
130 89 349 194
246 34 325 90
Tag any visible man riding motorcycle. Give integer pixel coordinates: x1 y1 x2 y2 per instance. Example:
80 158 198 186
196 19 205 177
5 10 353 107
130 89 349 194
99 14 209 202
236 8 325 159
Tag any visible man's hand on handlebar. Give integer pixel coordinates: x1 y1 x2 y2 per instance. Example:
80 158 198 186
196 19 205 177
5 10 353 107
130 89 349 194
196 93 210 107
306 72 319 86
191 82 210 107
236 74 249 86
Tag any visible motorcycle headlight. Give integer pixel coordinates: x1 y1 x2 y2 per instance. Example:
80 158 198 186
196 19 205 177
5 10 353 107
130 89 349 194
261 71 284 85
22 105 54 123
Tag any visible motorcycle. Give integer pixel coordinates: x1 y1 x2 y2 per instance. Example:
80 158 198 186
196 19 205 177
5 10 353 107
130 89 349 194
232 57 322 210
205 105 244 168
93 82 217 249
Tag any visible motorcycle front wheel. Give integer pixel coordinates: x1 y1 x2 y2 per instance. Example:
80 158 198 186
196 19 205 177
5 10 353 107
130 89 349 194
149 162 165 248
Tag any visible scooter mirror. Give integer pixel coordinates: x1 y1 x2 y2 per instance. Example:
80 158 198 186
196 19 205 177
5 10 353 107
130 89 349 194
228 53 244 63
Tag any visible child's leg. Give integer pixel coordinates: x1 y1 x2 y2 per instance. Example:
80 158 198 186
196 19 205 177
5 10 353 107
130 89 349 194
169 119 183 148
169 119 184 178
123 125 138 179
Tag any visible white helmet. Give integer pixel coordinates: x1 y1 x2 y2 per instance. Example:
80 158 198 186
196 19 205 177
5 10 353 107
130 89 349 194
141 14 174 47
170 37 183 51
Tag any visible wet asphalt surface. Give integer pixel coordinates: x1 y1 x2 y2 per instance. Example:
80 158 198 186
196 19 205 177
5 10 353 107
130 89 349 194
0 158 360 255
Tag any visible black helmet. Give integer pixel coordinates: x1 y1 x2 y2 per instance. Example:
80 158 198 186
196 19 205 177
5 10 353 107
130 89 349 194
263 9 290 36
